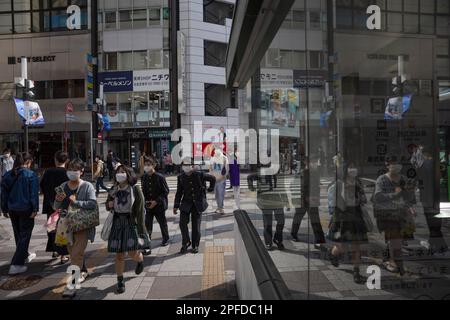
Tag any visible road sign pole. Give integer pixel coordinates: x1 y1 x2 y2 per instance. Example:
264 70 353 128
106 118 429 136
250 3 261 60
21 57 29 154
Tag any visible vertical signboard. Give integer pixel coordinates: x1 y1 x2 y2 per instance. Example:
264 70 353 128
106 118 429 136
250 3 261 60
177 31 187 114
86 54 94 111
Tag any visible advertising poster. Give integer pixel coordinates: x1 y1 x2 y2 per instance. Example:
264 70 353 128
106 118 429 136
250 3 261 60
384 94 413 120
14 98 45 126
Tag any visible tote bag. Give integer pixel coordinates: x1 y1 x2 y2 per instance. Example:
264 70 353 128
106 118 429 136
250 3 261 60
100 212 114 241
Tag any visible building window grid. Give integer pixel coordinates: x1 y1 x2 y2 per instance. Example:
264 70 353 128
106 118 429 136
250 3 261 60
101 6 166 30
336 0 450 35
0 0 88 34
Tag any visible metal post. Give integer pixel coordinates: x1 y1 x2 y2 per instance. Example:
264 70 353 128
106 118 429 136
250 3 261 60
91 0 98 171
21 57 29 154
169 0 179 131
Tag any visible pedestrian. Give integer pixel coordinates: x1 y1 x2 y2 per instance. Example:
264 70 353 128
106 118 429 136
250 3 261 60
411 146 448 254
106 165 147 294
0 148 15 215
141 156 170 254
209 147 229 215
174 159 215 254
248 167 288 251
327 163 369 284
290 155 326 249
40 150 69 264
228 147 241 210
106 150 116 181
1 153 39 275
93 155 109 196
373 157 416 276
54 159 97 298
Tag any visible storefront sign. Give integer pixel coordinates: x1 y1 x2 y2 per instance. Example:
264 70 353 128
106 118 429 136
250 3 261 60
8 56 56 64
260 69 294 88
293 70 327 88
134 69 170 92
127 129 148 139
86 54 94 110
178 31 187 114
148 130 172 139
98 71 133 92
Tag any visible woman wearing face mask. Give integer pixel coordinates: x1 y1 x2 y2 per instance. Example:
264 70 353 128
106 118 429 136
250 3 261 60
327 163 369 284
106 165 147 294
1 153 39 276
54 159 97 298
373 157 416 275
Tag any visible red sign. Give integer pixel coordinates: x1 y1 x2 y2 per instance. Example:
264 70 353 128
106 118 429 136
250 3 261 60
66 102 74 114
97 132 103 140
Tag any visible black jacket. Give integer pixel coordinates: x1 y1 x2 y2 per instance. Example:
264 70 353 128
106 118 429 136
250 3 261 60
174 171 215 213
141 172 169 213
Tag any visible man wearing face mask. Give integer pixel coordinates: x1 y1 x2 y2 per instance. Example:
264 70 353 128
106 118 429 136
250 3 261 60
373 157 416 275
141 156 170 253
174 158 215 254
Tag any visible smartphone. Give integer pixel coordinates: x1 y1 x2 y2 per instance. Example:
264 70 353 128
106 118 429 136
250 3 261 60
55 186 65 195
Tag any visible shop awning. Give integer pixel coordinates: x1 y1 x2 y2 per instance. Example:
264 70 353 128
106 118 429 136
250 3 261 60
226 0 295 89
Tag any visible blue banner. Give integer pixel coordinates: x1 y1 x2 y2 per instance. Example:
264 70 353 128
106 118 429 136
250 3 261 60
14 97 45 126
384 94 413 120
98 71 133 92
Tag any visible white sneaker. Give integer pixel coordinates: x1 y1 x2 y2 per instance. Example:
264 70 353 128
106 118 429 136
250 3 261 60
27 253 37 263
8 265 28 275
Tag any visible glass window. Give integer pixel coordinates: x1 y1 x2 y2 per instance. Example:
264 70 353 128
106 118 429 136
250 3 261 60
119 10 132 29
133 9 147 28
336 8 352 28
404 14 418 33
420 14 435 34
265 48 280 68
292 10 305 29
387 12 403 32
72 79 85 98
163 50 170 68
437 0 449 14
149 8 160 26
118 93 132 112
14 12 31 33
420 0 435 14
309 11 321 30
387 0 402 11
51 9 68 30
292 51 306 69
280 50 292 69
0 0 11 12
13 0 31 11
309 51 322 69
148 49 162 68
120 51 133 70
105 11 116 29
0 13 12 33
31 0 40 10
437 16 450 35
404 0 418 12
53 80 69 99
133 50 148 69
31 11 41 32
103 52 117 70
51 0 68 8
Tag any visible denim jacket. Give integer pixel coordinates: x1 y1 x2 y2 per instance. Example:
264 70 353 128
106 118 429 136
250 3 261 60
1 168 39 213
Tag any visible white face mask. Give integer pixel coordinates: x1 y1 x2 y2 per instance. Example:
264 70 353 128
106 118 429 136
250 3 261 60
116 173 128 184
389 164 403 175
67 171 81 182
144 166 154 174
348 168 358 178
182 165 193 174
4 153 10 159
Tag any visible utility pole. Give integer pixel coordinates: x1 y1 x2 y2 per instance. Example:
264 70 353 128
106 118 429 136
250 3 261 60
90 0 98 177
15 57 35 154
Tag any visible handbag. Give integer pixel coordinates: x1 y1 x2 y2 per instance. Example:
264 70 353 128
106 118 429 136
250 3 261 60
55 213 70 246
45 210 61 233
66 203 100 233
100 212 114 241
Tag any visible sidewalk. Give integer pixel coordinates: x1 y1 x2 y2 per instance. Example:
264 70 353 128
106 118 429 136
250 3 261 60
0 176 238 300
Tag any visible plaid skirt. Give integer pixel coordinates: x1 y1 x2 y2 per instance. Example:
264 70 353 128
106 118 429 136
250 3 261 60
107 213 140 253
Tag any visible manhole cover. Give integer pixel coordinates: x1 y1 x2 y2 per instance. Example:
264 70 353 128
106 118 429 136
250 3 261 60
0 275 43 291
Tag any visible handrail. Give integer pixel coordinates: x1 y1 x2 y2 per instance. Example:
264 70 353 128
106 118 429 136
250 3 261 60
234 209 292 300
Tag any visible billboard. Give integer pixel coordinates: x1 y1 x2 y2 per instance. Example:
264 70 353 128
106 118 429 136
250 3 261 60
13 97 45 126
384 94 413 120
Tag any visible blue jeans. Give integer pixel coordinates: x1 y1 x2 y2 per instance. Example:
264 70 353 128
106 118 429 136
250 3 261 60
215 180 226 209
10 211 35 266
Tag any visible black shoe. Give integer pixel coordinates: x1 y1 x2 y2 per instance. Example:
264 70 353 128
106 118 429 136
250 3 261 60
142 249 152 256
192 247 199 254
353 268 366 284
161 239 170 247
328 249 340 268
265 244 273 251
180 246 188 254
117 280 125 294
290 233 299 242
273 239 285 251
135 261 144 275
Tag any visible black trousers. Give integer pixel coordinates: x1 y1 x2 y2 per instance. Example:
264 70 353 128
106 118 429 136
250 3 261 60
10 211 35 266
291 207 326 244
262 209 285 245
145 209 170 242
180 207 202 248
